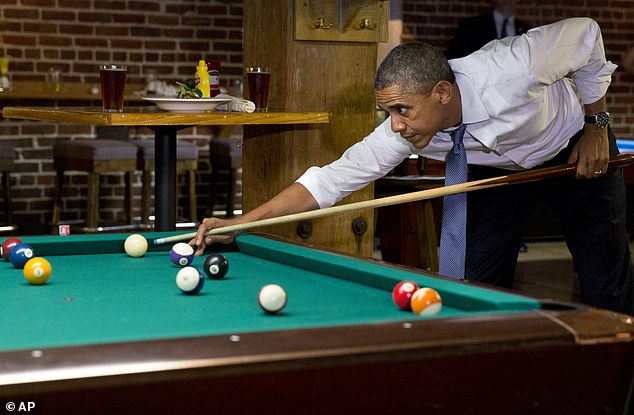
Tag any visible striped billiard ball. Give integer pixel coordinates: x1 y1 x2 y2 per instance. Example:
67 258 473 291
410 287 443 316
170 242 195 267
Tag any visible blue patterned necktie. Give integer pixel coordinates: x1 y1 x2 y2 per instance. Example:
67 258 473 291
439 124 468 279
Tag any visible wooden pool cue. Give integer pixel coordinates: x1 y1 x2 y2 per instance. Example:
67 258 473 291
153 153 633 246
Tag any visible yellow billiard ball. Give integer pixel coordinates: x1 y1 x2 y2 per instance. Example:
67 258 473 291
124 234 148 258
23 257 52 285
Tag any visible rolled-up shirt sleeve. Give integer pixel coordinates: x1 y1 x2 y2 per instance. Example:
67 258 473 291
296 118 412 208
524 17 616 104
571 21 617 104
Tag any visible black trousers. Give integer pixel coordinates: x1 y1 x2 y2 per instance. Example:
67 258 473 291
465 128 634 315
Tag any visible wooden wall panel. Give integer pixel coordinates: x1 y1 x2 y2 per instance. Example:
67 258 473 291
242 0 378 257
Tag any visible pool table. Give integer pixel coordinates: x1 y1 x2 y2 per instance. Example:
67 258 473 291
0 232 633 414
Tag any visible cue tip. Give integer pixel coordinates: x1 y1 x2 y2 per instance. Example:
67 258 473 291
153 238 165 245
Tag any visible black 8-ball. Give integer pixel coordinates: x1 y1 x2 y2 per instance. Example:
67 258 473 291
203 253 229 279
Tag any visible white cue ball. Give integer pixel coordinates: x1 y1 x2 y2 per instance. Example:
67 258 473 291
258 284 287 314
175 266 204 295
124 234 148 257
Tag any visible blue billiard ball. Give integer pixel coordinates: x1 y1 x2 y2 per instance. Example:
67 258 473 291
169 242 194 267
176 266 204 295
9 243 35 269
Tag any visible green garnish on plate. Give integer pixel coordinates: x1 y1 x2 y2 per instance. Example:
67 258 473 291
176 80 202 99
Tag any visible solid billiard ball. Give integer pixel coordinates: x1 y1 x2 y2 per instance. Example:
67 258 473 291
203 253 229 279
23 257 52 285
175 266 204 295
124 234 148 258
1 237 22 261
392 280 420 310
410 287 443 316
258 284 287 314
170 242 195 267
9 243 35 269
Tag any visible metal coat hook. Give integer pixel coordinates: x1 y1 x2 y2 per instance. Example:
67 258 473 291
359 18 377 30
314 17 333 29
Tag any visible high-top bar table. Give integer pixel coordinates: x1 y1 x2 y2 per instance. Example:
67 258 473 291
2 106 330 231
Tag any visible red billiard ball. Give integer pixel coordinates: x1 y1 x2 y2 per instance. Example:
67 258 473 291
1 237 22 261
203 253 229 279
410 287 443 316
392 280 419 310
9 243 35 269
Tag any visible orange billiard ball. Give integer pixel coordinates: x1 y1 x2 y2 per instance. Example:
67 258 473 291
410 287 442 316
23 257 52 285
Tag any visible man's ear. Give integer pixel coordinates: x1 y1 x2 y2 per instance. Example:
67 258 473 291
434 80 453 104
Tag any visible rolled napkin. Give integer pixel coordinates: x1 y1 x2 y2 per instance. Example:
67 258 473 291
215 93 255 113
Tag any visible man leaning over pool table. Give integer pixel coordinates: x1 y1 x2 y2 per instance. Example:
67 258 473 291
192 17 634 316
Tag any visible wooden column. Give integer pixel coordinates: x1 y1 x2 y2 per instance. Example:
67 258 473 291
242 0 380 257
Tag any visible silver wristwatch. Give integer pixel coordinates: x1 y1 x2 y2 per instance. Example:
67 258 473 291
584 112 610 128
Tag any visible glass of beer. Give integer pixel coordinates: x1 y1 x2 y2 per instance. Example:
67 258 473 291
246 67 271 112
99 65 127 112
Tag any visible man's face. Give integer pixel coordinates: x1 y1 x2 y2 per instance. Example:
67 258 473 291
375 84 445 149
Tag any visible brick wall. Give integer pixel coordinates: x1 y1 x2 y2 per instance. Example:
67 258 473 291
1 0 244 86
1 0 633 234
0 0 244 233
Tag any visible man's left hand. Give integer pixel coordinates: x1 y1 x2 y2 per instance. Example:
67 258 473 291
567 126 610 179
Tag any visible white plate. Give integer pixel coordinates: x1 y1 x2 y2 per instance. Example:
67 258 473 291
142 97 232 113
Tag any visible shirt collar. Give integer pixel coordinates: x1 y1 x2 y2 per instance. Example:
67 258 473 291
454 72 489 125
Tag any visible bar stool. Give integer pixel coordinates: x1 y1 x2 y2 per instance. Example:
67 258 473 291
0 142 16 232
52 138 138 232
209 137 242 217
132 139 199 227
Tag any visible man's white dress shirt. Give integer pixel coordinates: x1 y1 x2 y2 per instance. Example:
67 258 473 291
296 18 617 209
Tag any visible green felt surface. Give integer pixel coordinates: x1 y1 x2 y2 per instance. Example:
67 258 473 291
0 233 540 352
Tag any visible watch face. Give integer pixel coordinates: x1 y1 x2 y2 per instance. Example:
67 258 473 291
596 112 610 128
